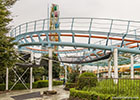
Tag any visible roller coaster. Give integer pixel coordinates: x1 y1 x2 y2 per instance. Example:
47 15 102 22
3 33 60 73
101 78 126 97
8 4 140 91
10 17 140 64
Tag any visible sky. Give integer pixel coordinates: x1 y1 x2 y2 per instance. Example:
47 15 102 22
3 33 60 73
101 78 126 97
9 0 140 68
10 0 140 27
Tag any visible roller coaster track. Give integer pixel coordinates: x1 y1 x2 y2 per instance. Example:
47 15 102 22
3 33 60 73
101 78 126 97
10 17 140 64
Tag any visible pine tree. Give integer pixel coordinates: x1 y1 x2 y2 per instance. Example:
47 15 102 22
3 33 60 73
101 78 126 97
0 0 17 69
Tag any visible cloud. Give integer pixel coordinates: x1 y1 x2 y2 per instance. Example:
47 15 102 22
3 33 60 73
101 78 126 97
10 0 140 26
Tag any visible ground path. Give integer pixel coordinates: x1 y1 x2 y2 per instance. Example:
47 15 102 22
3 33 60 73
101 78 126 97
0 85 69 100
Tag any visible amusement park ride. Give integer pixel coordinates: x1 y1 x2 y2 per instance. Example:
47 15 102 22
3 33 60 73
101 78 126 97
6 4 140 91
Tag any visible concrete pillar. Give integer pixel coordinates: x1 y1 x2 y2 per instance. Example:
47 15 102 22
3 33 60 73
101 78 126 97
114 48 118 84
65 65 67 82
48 48 53 91
108 60 111 78
6 67 9 90
97 66 100 78
131 55 134 79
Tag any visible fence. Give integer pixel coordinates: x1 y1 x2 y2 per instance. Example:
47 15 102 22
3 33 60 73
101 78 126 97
80 78 140 96
97 78 140 96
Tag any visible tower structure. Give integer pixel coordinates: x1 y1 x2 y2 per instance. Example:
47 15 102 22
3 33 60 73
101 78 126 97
49 4 60 51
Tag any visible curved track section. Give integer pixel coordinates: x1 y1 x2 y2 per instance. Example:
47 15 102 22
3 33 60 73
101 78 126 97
10 17 140 63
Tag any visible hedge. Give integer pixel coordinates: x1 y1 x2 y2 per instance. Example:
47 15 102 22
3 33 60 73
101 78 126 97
37 80 63 88
0 80 63 91
69 88 115 100
64 83 77 90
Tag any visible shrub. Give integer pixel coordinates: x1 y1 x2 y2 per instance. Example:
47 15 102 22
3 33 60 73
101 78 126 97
12 83 29 90
53 81 63 86
65 83 77 90
0 83 30 91
68 70 79 83
37 80 48 88
77 72 97 90
36 80 63 88
69 88 93 100
33 82 38 88
0 84 5 91
69 88 113 100
0 80 63 91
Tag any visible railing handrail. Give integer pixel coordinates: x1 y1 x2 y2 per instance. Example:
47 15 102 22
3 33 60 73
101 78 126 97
10 17 140 37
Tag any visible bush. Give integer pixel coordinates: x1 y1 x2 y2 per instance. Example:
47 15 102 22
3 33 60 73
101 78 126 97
33 82 38 88
65 83 77 90
0 80 63 91
0 83 30 91
77 72 97 90
68 70 79 83
69 88 113 100
36 80 63 88
0 84 6 91
37 80 48 88
12 83 29 90
53 80 63 86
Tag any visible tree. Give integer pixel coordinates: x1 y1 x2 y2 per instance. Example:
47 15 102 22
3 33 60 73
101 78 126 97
0 0 17 83
0 0 17 68
68 65 80 83
40 53 60 79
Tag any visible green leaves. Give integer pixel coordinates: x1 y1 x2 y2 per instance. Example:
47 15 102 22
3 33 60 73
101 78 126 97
77 72 97 90
0 0 17 69
41 53 60 78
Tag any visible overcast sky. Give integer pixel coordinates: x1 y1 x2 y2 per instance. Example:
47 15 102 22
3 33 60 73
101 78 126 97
10 0 140 27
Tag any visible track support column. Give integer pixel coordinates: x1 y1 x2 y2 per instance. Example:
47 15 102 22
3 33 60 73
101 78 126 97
80 65 82 74
6 67 9 91
30 51 34 90
97 66 99 78
65 65 67 82
30 67 32 89
108 60 111 78
48 48 53 91
131 55 134 79
114 48 118 84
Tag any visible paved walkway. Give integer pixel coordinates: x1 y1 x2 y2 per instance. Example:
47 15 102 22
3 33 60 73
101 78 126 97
0 85 69 100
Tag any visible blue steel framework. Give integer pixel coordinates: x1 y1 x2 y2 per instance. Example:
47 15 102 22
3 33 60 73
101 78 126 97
10 17 140 65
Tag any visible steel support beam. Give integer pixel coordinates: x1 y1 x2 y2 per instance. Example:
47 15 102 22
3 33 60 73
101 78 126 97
10 68 29 91
19 42 140 54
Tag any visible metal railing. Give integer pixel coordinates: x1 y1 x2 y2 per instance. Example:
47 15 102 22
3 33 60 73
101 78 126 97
80 77 140 96
10 17 140 40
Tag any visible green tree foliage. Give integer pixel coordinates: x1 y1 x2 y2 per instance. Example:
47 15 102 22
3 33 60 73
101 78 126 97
0 0 17 83
33 67 46 81
0 0 17 68
40 53 60 78
68 66 80 83
0 0 17 34
77 72 97 90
